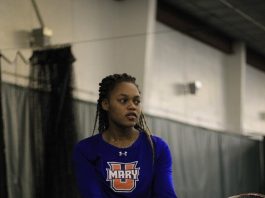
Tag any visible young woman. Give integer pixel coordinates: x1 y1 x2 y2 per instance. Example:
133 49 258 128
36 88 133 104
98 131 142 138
73 73 178 198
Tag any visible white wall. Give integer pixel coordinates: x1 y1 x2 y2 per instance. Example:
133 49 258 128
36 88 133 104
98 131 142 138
224 42 246 134
244 65 265 135
143 21 265 135
144 22 228 131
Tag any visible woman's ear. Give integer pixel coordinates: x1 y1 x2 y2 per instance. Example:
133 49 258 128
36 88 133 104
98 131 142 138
101 99 109 111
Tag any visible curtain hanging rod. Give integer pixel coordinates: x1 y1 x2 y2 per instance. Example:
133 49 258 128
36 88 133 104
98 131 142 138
1 29 156 52
0 42 72 52
1 71 97 96
31 43 71 51
0 43 72 66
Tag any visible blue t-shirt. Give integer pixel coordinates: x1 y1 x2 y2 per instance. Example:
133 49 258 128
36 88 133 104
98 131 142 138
73 131 178 198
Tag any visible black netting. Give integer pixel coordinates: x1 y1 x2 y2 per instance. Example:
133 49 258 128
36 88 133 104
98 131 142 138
29 46 78 198
0 54 9 198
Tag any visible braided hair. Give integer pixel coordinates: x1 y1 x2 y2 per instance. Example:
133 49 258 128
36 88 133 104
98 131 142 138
92 73 155 162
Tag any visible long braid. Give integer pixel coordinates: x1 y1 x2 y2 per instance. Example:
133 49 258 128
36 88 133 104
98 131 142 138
92 104 99 136
92 73 155 164
136 113 155 164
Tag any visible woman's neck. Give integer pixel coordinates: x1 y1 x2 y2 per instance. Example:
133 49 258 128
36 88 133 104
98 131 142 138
102 126 139 148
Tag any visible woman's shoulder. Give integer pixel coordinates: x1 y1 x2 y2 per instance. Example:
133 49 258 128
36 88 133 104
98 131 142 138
74 134 101 154
78 133 101 143
151 134 169 147
150 134 171 156
140 132 169 148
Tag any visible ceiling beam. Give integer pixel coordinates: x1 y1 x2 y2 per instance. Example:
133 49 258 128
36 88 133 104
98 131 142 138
247 48 265 72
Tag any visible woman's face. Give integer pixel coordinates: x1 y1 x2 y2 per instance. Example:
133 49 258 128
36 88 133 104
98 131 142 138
102 82 142 129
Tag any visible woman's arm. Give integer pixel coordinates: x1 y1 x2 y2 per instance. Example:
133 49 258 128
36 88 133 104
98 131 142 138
72 145 103 198
152 139 178 198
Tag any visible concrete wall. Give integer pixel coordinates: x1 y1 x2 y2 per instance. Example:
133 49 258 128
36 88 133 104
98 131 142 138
245 65 265 134
144 22 228 131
